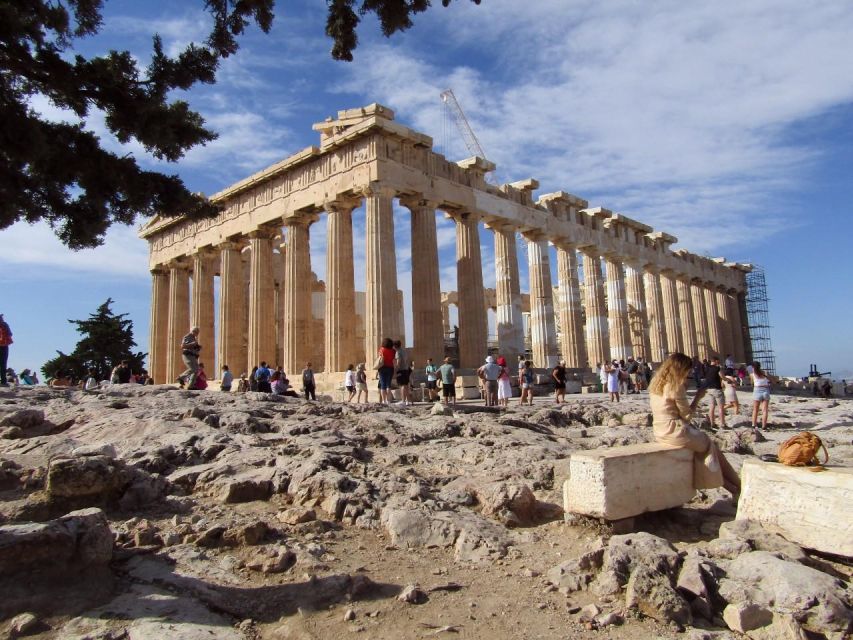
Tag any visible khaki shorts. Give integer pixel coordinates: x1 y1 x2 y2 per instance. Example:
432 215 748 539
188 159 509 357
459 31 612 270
706 388 724 409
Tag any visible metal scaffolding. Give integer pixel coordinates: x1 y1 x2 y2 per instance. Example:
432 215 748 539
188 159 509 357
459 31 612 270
745 265 776 376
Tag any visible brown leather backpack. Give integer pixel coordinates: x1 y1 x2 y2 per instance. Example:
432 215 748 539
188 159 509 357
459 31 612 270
777 432 828 470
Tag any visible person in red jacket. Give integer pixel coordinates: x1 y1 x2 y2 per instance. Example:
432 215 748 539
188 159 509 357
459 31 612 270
0 314 12 387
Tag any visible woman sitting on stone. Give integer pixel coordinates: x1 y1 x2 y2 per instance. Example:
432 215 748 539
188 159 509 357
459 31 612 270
649 352 741 501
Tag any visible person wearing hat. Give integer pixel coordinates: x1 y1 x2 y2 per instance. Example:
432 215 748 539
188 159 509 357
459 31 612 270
0 314 12 387
477 355 502 407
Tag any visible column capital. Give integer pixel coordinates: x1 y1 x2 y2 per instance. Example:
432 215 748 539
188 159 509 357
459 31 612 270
193 245 217 259
521 229 548 243
150 265 169 276
323 195 361 214
282 213 317 228
360 181 396 200
445 209 479 224
167 256 190 270
247 225 278 240
484 218 517 233
398 194 438 211
218 237 247 251
642 263 662 274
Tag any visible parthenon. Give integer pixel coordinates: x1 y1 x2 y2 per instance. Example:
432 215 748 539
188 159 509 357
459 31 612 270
140 104 752 385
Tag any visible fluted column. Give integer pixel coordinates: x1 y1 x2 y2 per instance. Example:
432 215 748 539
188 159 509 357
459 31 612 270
703 283 722 357
643 267 668 362
556 244 587 368
676 276 698 356
716 287 733 359
148 267 170 384
625 262 651 360
454 212 488 367
691 280 710 358
363 184 401 357
191 250 215 370
727 291 744 362
283 217 312 373
493 224 524 363
605 255 632 361
324 200 358 372
526 234 559 368
247 228 276 372
402 197 444 365
660 270 683 354
581 249 610 367
218 241 246 376
166 260 190 382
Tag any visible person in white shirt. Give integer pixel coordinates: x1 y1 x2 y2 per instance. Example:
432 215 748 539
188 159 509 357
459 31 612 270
220 365 233 392
343 364 356 402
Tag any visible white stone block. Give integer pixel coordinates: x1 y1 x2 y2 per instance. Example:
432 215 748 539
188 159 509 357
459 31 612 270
458 386 481 400
736 459 853 558
563 444 696 520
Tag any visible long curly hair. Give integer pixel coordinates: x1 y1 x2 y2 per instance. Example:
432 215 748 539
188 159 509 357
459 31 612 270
648 353 693 395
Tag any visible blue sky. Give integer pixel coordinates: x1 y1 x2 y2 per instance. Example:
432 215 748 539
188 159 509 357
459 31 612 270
2 0 852 379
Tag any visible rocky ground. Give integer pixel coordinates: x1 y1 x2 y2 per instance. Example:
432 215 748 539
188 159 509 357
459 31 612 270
0 384 850 640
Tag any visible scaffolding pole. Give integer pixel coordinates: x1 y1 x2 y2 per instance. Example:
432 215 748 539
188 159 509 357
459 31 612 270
745 265 776 376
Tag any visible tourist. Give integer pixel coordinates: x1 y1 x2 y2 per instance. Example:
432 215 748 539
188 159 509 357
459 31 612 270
0 314 12 387
597 362 607 390
724 354 736 370
114 360 132 384
255 361 272 393
703 355 727 429
237 372 249 393
271 370 286 395
424 358 439 402
393 340 412 406
618 358 629 395
302 362 316 400
723 367 740 415
136 370 150 385
692 356 703 390
356 363 369 403
750 361 772 432
438 356 456 406
552 360 567 404
496 356 512 408
606 360 621 402
376 338 396 404
478 355 501 407
19 369 36 385
649 353 740 500
626 357 640 394
737 364 747 386
344 364 356 402
83 367 99 391
519 360 534 406
193 363 208 390
220 364 233 392
517 354 525 378
249 366 259 392
177 327 201 389
635 357 649 391
49 370 71 388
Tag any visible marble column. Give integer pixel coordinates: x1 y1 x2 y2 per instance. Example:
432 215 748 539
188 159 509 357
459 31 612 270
324 200 357 373
691 280 710 358
581 249 610 367
676 276 698 356
728 290 746 363
191 250 215 371
605 255 632 361
493 224 524 363
643 267 668 362
703 283 722 357
660 270 683 354
166 260 190 382
526 234 559 368
454 212 488 368
736 291 751 363
148 268 170 384
403 197 444 366
247 228 276 372
716 287 733 359
217 241 246 376
625 262 651 360
555 244 587 368
363 184 400 358
283 218 312 374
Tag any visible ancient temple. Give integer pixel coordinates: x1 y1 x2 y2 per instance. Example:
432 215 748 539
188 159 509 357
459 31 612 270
139 104 751 384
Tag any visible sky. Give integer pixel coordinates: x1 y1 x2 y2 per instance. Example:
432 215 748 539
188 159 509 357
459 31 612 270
2 0 852 379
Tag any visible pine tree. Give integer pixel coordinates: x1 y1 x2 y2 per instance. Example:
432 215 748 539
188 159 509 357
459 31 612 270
42 299 146 381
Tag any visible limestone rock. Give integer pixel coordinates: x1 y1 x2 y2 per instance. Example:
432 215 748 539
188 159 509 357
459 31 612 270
676 554 718 620
547 540 605 593
722 602 773 633
8 612 42 637
718 519 806 562
473 480 538 527
0 409 44 429
430 402 452 416
70 443 117 458
594 532 681 596
46 455 129 501
222 520 269 546
397 584 428 604
625 564 692 626
278 507 317 525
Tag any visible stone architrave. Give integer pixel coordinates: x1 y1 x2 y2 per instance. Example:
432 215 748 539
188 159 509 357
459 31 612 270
191 250 215 371
703 283 722 357
363 184 401 358
691 280 711 359
166 260 190 382
401 196 444 366
217 241 246 376
581 249 610 367
625 262 651 360
148 268 170 384
247 228 277 372
453 212 488 368
605 256 632 361
676 277 698 357
643 267 668 362
525 233 559 368
283 218 313 374
493 223 524 363
660 270 683 354
555 244 587 368
324 199 358 373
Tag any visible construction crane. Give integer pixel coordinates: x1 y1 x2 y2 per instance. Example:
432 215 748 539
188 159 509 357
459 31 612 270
440 89 495 183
